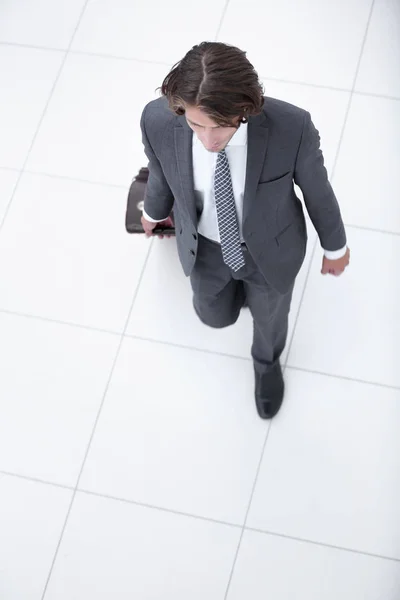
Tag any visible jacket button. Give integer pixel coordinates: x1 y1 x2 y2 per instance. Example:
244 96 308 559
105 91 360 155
190 250 196 256
180 228 183 235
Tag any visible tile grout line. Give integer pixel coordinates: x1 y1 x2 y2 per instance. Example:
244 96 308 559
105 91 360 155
78 487 243 530
223 423 274 600
214 0 231 41
40 233 155 599
0 40 172 67
282 238 319 373
0 307 122 336
7 166 400 240
341 223 400 237
2 467 399 565
2 159 400 238
0 166 22 174
283 0 377 370
0 5 76 235
0 40 65 53
1 4 397 595
245 527 400 564
0 468 242 531
1 42 399 102
262 75 352 93
33 2 122 596
1 306 399 391
283 364 400 392
124 331 253 361
2 2 396 588
3 164 400 239
20 168 130 189
0 469 75 492
353 89 400 103
223 2 378 597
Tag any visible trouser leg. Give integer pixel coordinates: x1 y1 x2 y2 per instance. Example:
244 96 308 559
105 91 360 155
190 235 245 328
240 250 294 374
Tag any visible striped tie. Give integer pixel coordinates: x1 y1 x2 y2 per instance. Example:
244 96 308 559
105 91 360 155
214 149 245 271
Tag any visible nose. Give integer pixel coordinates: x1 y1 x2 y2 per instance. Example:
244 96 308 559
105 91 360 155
203 133 219 150
203 140 218 150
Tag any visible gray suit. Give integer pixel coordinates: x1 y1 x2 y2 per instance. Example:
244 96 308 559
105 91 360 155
141 96 346 371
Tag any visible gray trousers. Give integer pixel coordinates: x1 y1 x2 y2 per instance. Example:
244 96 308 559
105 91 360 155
190 235 295 374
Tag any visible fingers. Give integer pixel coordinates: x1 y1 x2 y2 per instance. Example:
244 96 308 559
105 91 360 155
321 267 344 276
141 215 157 236
164 216 174 227
141 216 174 239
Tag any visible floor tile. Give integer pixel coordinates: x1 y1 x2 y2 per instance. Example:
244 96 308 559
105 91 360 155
355 0 400 98
0 168 19 224
79 337 267 524
0 313 119 486
228 529 400 600
218 0 371 88
0 173 148 331
333 94 400 233
0 0 86 49
0 0 398 594
262 81 350 174
126 238 254 359
71 0 226 64
45 491 240 600
0 473 72 600
285 216 318 360
246 370 400 559
287 227 400 387
0 45 63 169
126 218 316 363
26 53 170 186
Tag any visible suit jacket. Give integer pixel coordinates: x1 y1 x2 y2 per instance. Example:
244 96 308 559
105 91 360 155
140 96 346 293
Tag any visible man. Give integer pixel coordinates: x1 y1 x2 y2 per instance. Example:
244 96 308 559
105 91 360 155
138 41 350 419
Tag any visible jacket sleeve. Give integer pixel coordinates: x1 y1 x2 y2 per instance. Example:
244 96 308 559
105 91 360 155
294 111 347 252
140 104 174 221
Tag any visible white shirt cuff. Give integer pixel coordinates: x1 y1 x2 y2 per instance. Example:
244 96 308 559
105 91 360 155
323 245 347 260
142 208 168 223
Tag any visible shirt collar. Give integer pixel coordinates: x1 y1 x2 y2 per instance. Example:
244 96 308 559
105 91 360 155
228 122 247 146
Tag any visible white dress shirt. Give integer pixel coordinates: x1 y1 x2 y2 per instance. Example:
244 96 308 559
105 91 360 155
194 122 247 243
144 123 346 260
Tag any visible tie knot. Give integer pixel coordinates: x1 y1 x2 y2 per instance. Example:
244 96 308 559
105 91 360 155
217 149 226 162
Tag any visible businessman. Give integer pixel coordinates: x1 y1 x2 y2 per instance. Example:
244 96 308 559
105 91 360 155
138 41 350 419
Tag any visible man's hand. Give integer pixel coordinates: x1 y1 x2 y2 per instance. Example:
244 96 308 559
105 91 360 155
141 215 174 239
321 247 350 276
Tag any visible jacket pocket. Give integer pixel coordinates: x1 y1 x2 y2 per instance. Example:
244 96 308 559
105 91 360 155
258 171 292 186
275 222 295 246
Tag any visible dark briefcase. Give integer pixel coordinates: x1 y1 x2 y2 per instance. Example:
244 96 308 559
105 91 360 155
125 167 175 235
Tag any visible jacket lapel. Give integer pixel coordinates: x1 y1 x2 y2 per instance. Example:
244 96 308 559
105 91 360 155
243 111 269 225
174 116 197 227
174 111 269 229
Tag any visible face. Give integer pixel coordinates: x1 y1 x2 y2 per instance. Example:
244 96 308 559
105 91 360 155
184 105 240 153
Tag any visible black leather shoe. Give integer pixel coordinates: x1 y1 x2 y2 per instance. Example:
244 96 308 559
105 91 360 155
254 362 284 419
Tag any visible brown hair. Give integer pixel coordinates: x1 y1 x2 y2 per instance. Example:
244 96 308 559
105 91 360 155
160 42 264 127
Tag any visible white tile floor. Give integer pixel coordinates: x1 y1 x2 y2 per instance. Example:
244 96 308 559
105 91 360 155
0 1 399 598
